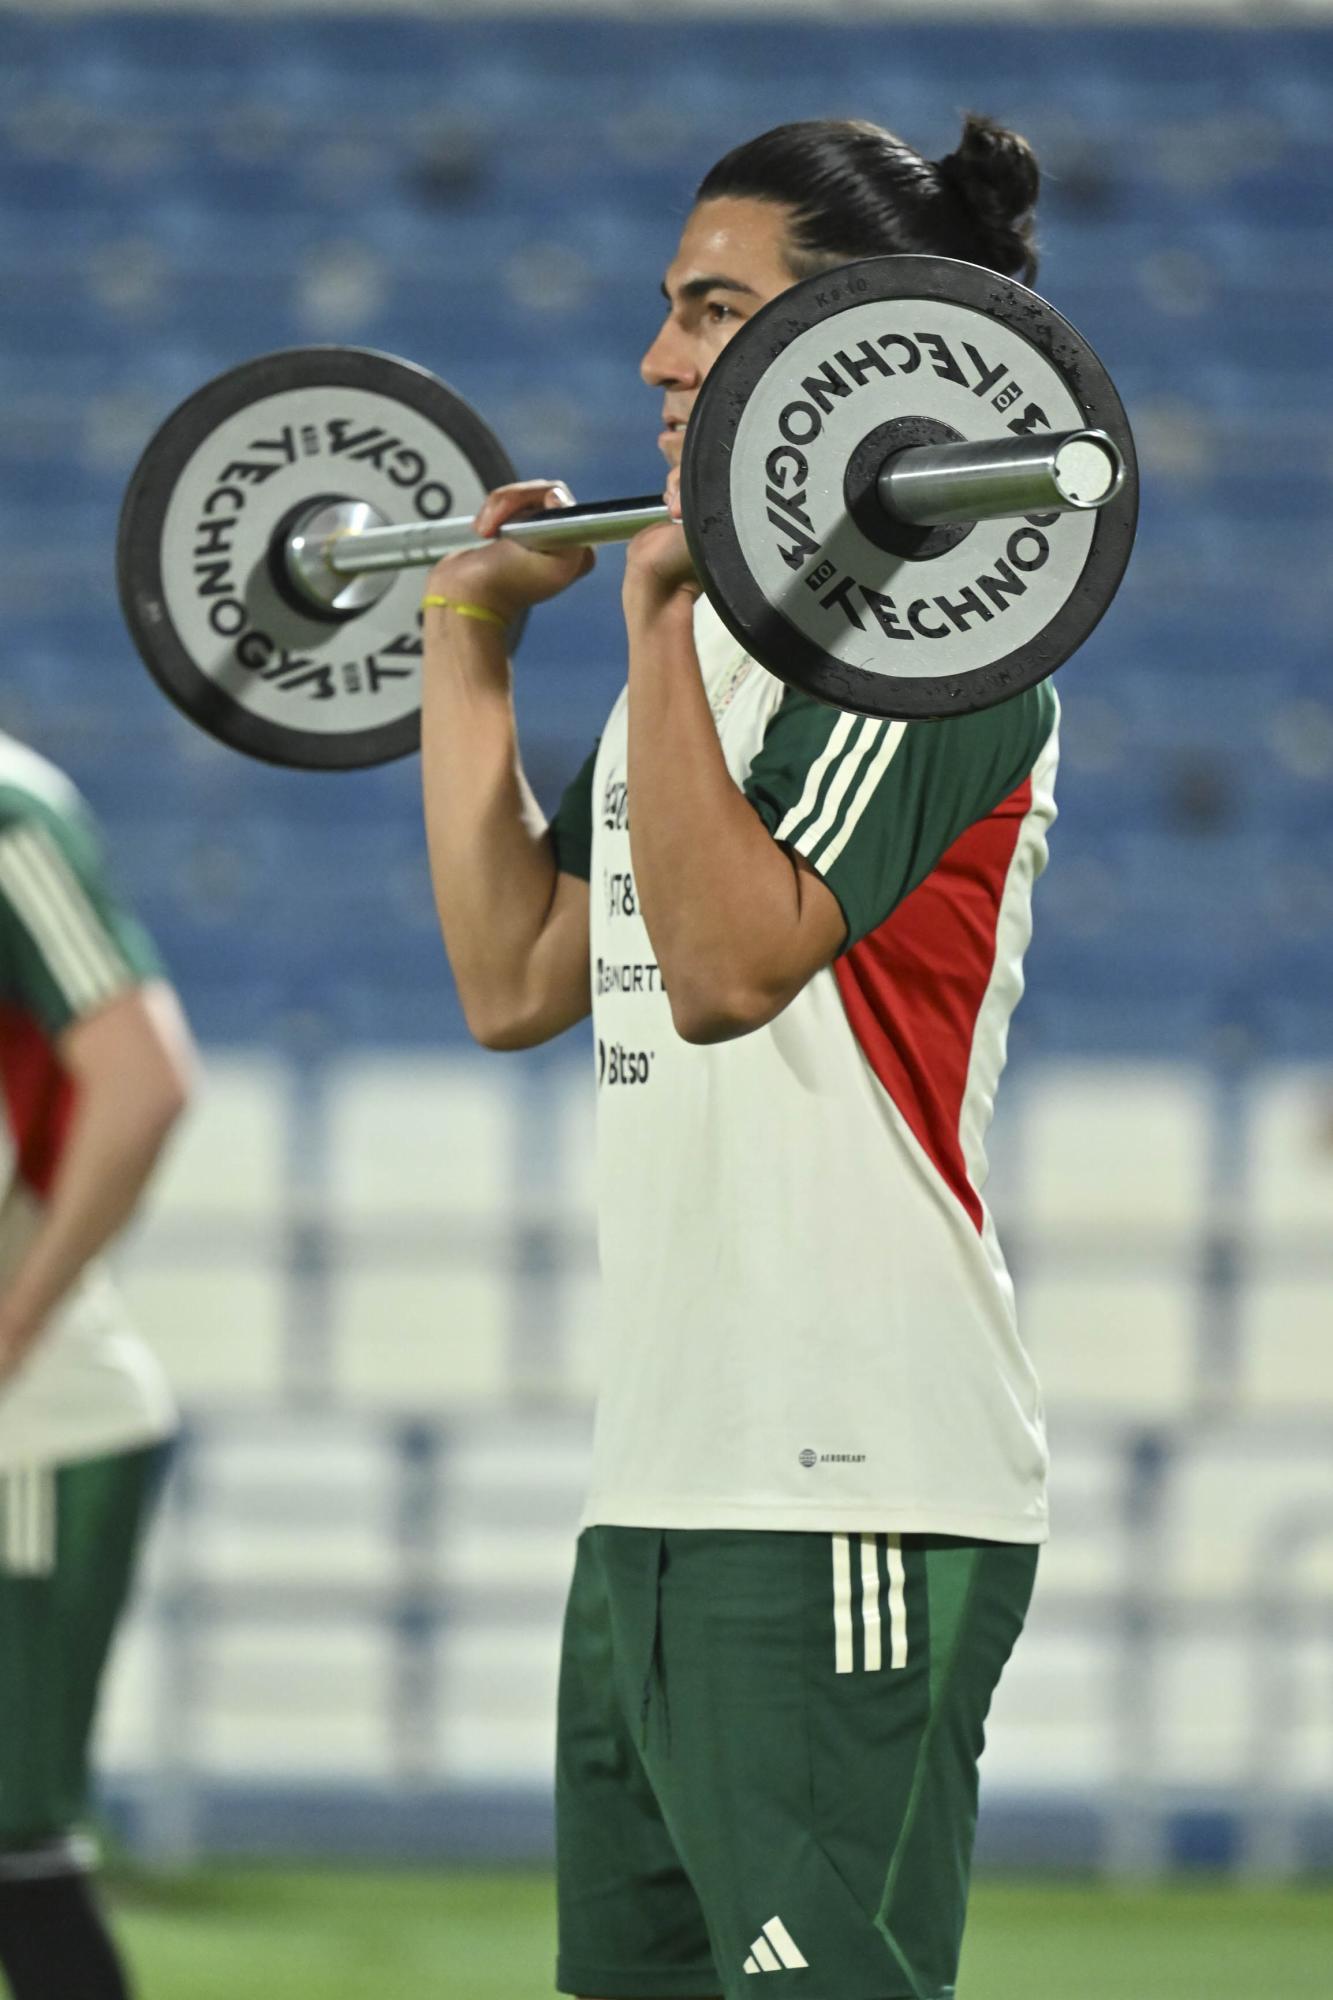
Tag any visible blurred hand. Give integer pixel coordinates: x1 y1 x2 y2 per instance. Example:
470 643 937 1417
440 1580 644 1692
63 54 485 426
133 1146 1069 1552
425 480 595 625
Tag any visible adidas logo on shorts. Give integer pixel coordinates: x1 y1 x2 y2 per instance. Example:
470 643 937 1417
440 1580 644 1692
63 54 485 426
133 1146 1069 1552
742 1916 809 1974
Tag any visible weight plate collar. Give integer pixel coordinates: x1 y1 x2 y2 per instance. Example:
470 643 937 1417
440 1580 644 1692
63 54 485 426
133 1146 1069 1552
680 255 1139 721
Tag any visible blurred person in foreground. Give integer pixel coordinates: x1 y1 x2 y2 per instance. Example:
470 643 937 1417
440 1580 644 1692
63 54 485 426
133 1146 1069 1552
424 116 1055 2000
0 728 194 2000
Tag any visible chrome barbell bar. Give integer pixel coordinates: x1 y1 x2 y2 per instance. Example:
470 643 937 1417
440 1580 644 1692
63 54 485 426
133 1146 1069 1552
283 427 1125 616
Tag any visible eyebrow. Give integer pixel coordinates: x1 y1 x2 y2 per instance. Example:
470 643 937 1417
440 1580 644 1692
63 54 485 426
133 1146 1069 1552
660 274 762 304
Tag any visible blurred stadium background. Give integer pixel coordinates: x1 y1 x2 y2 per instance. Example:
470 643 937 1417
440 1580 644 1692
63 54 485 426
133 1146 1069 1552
2 0 1332 1991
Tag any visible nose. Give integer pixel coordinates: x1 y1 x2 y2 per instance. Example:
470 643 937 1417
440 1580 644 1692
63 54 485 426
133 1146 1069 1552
640 313 699 390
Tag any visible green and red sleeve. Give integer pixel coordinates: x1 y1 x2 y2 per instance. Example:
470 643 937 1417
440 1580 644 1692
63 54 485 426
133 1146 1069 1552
0 791 163 1196
744 680 1059 945
745 681 1060 1232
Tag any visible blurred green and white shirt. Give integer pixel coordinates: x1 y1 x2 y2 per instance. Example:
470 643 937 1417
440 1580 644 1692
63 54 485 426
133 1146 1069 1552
0 733 176 1469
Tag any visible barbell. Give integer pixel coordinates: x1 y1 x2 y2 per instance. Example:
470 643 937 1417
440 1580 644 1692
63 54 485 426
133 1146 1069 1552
117 253 1138 769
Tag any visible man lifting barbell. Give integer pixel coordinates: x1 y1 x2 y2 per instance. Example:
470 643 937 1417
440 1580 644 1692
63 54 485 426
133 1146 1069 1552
419 115 1111 2000
115 107 1138 2000
117 160 1135 761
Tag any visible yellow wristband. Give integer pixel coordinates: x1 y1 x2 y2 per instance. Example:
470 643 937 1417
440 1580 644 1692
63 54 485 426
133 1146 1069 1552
421 594 507 627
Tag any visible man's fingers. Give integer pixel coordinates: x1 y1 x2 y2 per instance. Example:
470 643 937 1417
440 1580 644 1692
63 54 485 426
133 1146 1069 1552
474 479 574 538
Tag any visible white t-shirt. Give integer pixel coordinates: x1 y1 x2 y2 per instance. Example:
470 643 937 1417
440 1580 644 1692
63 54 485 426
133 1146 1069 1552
0 735 176 1469
551 601 1058 1540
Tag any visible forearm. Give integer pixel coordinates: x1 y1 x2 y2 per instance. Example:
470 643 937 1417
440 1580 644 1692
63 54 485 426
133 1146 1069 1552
625 594 808 1037
421 606 565 1037
0 1074 183 1379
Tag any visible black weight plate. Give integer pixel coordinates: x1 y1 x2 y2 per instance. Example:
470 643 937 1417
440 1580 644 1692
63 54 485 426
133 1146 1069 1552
118 347 523 769
681 255 1138 720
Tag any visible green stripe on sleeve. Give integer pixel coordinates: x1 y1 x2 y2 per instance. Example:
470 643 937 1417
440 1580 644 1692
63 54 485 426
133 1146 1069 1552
745 681 1058 946
0 793 162 1035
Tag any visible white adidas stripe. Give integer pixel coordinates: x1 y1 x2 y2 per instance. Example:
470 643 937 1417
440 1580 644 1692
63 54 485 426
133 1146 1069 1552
790 719 885 863
859 1534 881 1672
22 826 129 1001
832 1532 909 1673
0 829 110 1004
812 719 907 872
774 710 860 844
887 1533 908 1670
3 1466 57 1576
743 1917 809 1973
0 825 128 1011
831 1533 854 1674
0 835 93 1008
762 1917 809 1969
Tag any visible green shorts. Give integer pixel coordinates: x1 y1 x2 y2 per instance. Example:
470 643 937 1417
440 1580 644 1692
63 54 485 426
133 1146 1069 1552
0 1443 168 1856
556 1526 1037 2000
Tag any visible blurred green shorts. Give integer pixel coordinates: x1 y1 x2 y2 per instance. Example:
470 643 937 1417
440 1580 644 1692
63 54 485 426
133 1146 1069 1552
556 1525 1037 2000
0 1443 167 1853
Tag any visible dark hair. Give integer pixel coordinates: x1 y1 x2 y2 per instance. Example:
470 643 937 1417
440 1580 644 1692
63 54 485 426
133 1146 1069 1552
695 113 1040 287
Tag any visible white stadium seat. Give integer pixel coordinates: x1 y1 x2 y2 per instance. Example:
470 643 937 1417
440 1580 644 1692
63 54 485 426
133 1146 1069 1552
1242 1066 1333 1248
157 1420 402 1588
1160 1428 1333 1601
433 1627 561 1784
1237 1272 1333 1412
97 1620 165 1771
1016 1061 1212 1240
1153 1637 1253 1787
981 1623 1118 1791
118 1261 287 1401
331 1258 513 1409
193 1623 394 1779
523 1057 598 1226
137 1054 289 1226
1035 1432 1133 1599
326 1055 523 1223
1018 1264 1199 1420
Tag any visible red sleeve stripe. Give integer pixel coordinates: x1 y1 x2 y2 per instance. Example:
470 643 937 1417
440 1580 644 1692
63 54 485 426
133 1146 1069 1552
833 767 1045 1233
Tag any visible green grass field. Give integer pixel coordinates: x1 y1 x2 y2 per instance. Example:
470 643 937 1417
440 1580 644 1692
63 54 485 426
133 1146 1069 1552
110 1866 1333 1999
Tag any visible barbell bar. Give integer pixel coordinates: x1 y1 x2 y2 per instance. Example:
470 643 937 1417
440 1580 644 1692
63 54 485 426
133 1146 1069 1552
283 424 1125 619
118 253 1139 769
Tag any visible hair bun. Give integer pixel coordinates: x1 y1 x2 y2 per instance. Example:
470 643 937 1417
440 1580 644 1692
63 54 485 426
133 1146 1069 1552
936 113 1039 279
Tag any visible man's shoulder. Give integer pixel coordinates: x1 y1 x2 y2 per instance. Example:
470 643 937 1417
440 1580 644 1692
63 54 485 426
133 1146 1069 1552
0 734 85 838
936 674 1058 751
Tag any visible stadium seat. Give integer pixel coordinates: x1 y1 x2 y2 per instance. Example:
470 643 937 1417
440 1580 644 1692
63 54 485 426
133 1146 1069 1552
434 1626 561 1784
1019 1265 1200 1423
1160 1428 1333 1602
330 1259 514 1411
1241 1066 1333 1248
1236 1275 1333 1414
981 1621 1119 1792
138 1054 291 1224
193 1622 396 1780
1012 1060 1213 1240
118 1262 288 1405
326 1056 525 1224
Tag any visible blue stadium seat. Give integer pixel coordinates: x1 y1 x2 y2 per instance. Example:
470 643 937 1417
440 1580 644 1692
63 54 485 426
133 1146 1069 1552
2 9 1330 1055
